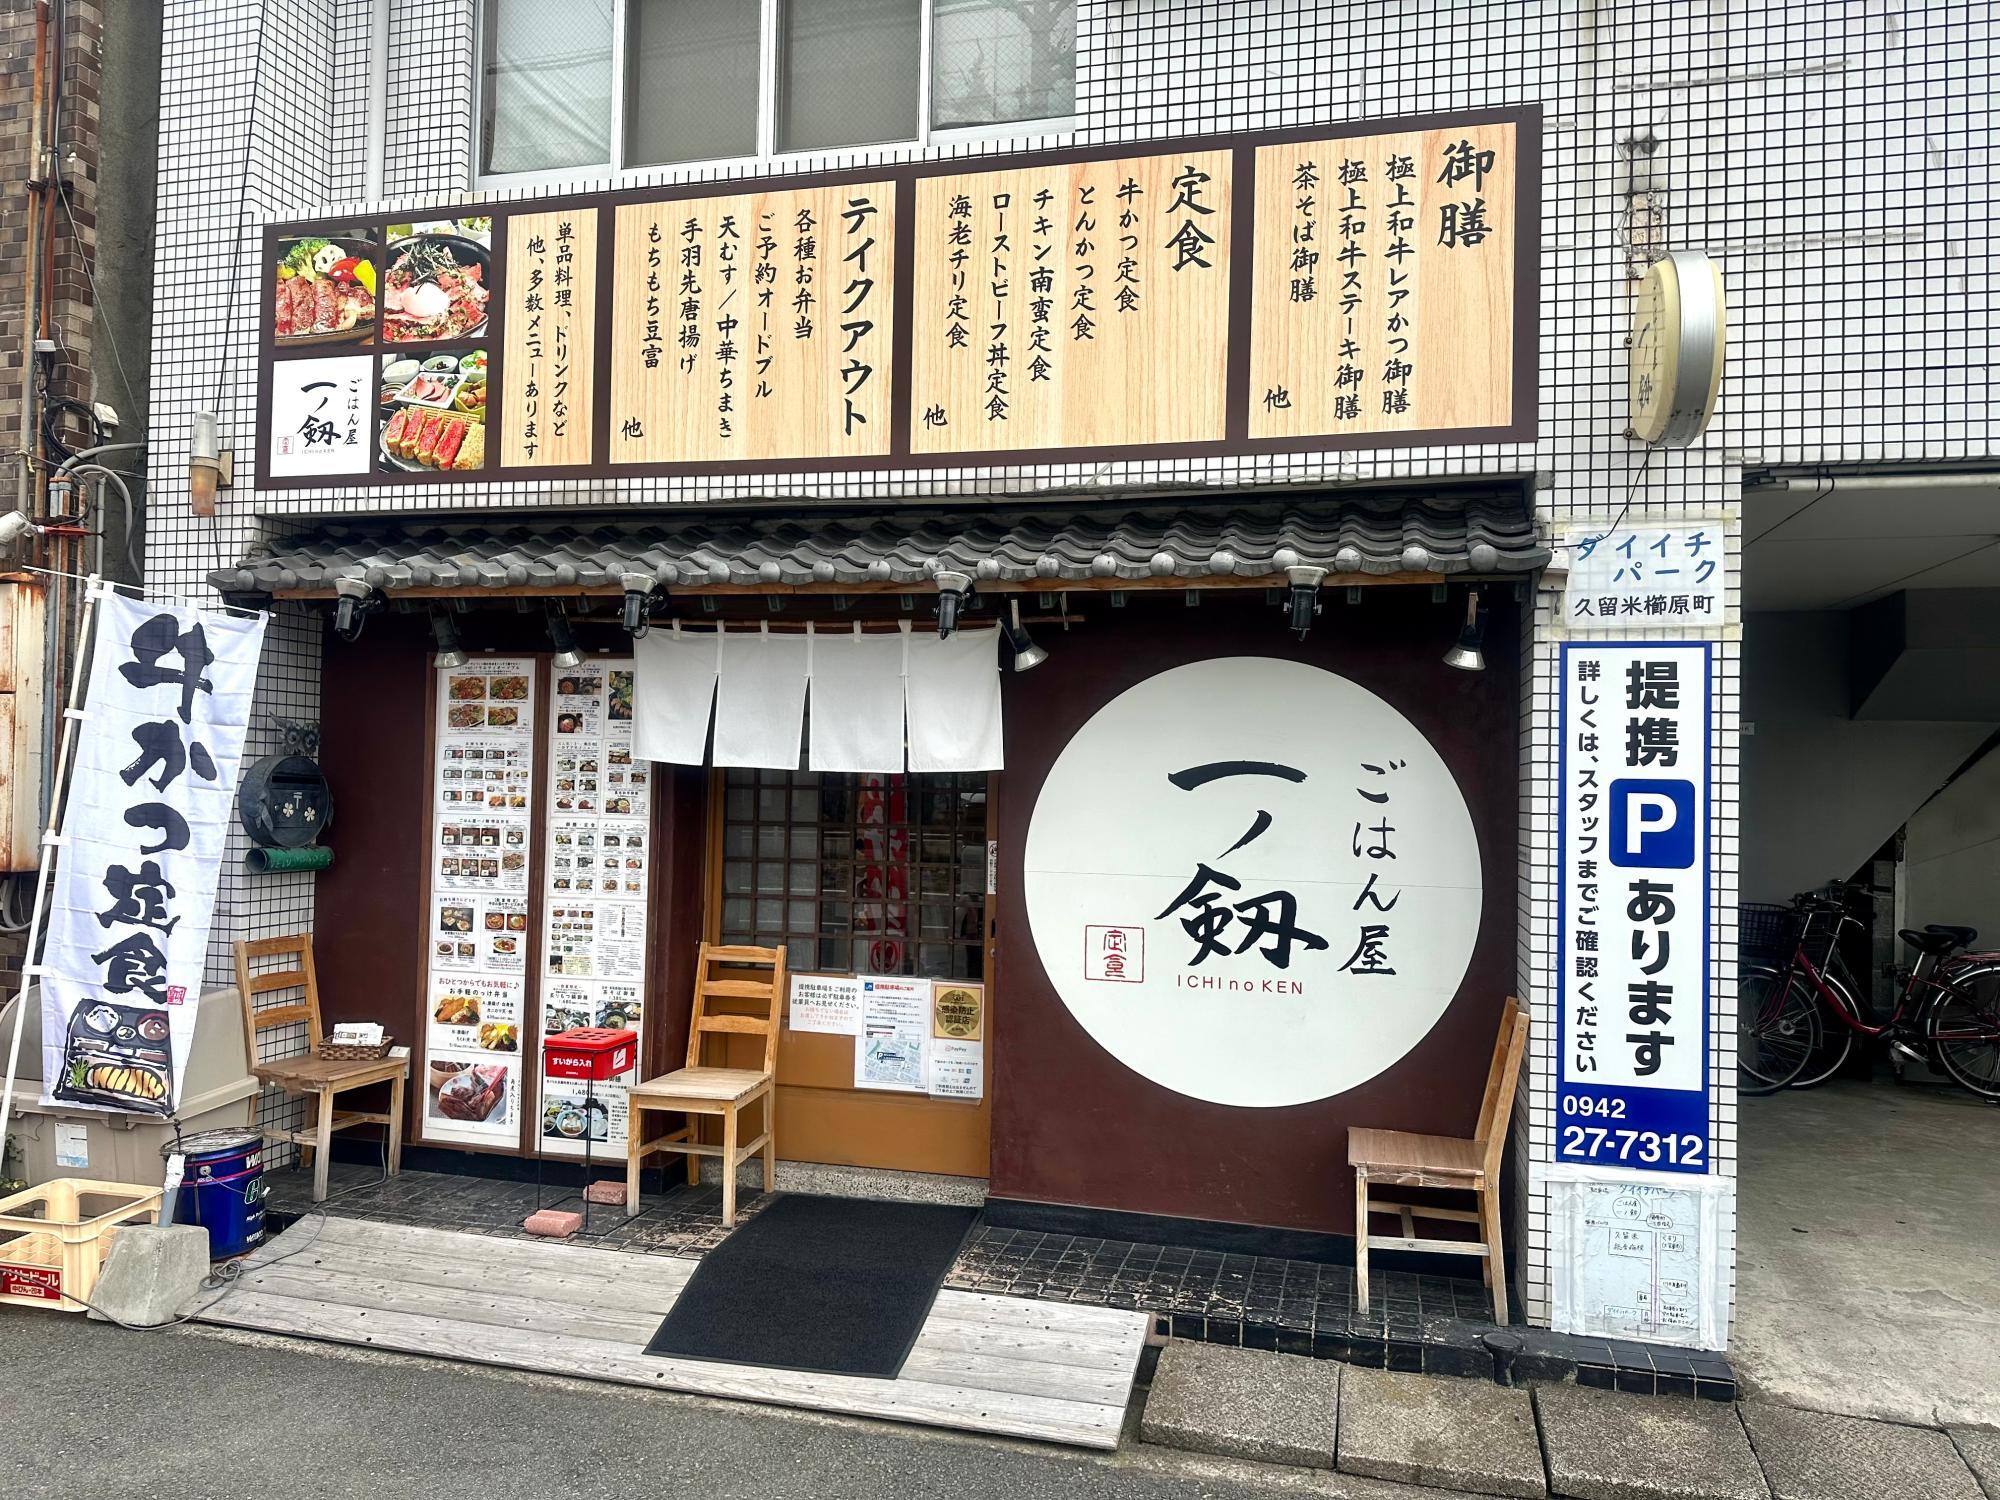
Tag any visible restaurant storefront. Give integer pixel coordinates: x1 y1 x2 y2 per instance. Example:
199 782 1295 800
135 0 1768 1357
219 494 1542 1249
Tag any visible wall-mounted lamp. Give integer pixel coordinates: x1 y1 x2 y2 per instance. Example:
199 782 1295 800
1285 565 1327 640
189 411 232 518
620 573 660 638
332 577 382 642
1443 589 1489 672
1001 598 1048 672
934 569 972 638
430 606 469 669
547 605 586 669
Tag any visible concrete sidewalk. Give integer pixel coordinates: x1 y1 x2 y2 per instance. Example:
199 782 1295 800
1138 1341 2000 1500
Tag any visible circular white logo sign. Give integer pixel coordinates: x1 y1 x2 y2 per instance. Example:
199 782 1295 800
1023 657 1483 1108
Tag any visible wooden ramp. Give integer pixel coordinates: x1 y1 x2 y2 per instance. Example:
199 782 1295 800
194 1217 1148 1450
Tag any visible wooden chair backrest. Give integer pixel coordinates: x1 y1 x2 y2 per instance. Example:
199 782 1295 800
1474 995 1530 1177
233 934 324 1053
684 942 785 1077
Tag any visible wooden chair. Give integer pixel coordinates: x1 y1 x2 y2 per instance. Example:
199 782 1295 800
233 934 408 1203
626 942 783 1228
1349 995 1529 1324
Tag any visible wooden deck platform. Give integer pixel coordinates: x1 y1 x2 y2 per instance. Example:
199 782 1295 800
194 1217 1150 1450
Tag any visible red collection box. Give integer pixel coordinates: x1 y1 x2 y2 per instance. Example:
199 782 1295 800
541 1027 638 1082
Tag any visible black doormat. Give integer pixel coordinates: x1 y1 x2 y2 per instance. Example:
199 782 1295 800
644 1194 978 1378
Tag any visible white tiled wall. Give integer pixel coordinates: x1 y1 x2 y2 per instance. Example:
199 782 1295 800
144 0 1995 1330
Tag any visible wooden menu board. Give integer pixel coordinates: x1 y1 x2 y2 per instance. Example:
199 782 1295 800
1248 119 1519 440
501 208 599 468
256 107 1537 492
906 149 1233 456
608 182 896 464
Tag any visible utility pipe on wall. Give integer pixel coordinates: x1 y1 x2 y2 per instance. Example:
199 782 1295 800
16 0 51 524
364 0 390 200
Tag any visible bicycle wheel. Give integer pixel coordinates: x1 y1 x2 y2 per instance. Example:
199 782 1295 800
1738 964 1820 1094
1926 962 2000 1101
1788 966 1860 1088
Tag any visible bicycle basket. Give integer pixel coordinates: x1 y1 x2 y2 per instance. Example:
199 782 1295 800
1739 902 1802 962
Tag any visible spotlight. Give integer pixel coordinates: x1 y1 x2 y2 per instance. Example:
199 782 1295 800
1444 589 1489 672
934 569 972 638
332 577 381 642
1001 598 1048 672
620 573 658 638
430 607 469 669
547 605 587 669
1285 565 1327 640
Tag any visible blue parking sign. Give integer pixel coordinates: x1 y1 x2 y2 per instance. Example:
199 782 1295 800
1609 778 1696 869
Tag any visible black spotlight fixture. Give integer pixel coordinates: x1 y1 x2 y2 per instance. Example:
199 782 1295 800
546 605 587 669
1444 588 1489 672
620 572 660 637
429 606 469 669
332 577 382 642
934 569 972 638
1000 597 1048 672
1285 565 1327 640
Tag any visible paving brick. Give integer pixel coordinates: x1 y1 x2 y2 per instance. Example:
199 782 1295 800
1139 1341 1340 1469
1740 1405 1981 1500
1535 1382 1767 1500
1338 1364 1546 1497
1949 1429 2000 1500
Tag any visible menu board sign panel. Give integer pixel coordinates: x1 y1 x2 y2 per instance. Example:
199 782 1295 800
1247 120 1518 441
258 107 1535 489
906 150 1232 455
536 659 652 1157
422 657 537 1147
609 183 896 465
501 209 598 468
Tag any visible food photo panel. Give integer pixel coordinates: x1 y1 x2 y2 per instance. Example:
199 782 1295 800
272 225 377 346
382 219 493 343
379 347 487 474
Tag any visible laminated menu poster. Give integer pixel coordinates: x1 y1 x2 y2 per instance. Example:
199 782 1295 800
424 656 537 1146
537 659 650 1158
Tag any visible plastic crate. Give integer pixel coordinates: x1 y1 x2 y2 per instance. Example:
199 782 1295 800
1739 903 1801 962
0 1178 162 1313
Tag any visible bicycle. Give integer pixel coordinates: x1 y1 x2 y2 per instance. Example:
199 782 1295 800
1738 883 2000 1100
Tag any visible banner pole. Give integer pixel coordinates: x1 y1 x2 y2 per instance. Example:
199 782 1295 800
0 574 104 1159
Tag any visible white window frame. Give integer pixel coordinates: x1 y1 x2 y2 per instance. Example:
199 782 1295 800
472 0 1079 193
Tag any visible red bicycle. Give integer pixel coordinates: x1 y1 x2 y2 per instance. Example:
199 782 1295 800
1739 883 2000 1099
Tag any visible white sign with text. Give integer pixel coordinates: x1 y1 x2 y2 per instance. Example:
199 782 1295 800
1023 657 1482 1108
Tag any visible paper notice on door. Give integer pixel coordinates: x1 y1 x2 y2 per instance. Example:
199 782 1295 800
855 976 931 1091
928 1037 984 1100
789 974 863 1034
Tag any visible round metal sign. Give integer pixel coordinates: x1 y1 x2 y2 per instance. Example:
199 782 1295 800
1630 250 1727 447
1023 657 1483 1108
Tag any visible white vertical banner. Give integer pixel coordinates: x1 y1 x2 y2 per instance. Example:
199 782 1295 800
41 593 267 1114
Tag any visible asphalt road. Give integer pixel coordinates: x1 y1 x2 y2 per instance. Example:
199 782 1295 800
0 1311 1463 1500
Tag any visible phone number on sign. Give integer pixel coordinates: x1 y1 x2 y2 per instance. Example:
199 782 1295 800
1558 1125 1706 1168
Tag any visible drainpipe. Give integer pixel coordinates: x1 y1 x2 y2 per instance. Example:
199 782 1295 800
16 0 51 525
364 0 390 200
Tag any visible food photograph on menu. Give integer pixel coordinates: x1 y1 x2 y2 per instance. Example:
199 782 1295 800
272 225 377 346
382 219 492 342
379 348 487 473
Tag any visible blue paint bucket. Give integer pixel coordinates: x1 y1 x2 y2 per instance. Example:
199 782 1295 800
163 1128 267 1259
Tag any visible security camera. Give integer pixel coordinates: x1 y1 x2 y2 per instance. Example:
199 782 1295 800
0 511 38 548
332 577 380 642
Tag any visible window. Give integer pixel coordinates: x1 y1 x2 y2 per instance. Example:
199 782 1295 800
478 0 616 176
716 768 989 982
931 0 1075 132
477 0 1077 183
